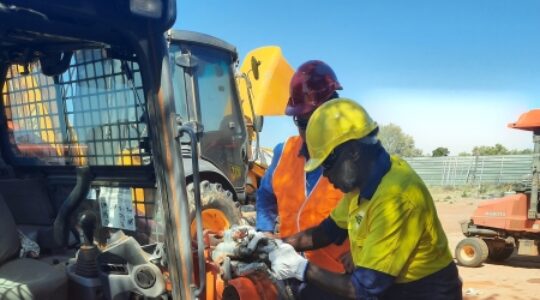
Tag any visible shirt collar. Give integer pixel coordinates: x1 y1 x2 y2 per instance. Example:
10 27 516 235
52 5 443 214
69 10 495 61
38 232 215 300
359 149 391 200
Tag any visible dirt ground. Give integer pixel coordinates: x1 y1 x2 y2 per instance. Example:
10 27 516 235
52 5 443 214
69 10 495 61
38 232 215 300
436 196 540 300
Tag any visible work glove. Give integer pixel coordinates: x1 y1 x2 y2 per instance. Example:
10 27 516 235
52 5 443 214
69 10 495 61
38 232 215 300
268 242 308 281
212 226 269 262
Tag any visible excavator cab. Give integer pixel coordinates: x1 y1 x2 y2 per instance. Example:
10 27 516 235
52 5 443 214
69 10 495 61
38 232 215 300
168 33 295 207
169 31 248 200
166 35 300 266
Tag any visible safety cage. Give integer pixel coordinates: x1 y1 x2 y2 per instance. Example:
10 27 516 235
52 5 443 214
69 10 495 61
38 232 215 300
0 47 163 245
1 49 150 167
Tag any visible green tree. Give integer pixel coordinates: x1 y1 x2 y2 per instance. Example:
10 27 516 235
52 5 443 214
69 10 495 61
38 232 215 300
432 147 450 157
378 123 423 157
472 143 509 156
508 148 533 155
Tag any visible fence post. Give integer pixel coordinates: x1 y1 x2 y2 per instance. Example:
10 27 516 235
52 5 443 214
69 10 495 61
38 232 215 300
498 156 505 185
452 157 458 187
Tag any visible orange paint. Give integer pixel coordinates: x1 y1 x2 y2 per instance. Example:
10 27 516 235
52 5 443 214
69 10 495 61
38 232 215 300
472 193 540 232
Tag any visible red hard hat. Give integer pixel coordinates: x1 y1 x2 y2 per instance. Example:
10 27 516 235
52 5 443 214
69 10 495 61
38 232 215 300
285 60 342 116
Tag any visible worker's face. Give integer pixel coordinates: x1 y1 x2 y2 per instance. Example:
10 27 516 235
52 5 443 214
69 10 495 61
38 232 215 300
322 142 371 193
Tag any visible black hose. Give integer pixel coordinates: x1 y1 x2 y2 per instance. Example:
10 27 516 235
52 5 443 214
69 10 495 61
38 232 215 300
53 166 93 247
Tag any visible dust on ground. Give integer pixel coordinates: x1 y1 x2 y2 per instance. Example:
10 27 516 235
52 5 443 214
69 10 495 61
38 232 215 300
432 186 540 300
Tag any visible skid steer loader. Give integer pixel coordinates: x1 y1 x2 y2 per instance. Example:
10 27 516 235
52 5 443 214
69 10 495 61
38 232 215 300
0 0 209 299
0 2 295 298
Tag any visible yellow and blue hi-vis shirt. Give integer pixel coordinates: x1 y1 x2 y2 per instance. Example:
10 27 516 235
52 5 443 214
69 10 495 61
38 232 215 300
322 151 460 299
330 154 453 282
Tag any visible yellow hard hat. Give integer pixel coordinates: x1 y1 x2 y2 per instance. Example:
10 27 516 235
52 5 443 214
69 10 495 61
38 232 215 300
304 98 378 172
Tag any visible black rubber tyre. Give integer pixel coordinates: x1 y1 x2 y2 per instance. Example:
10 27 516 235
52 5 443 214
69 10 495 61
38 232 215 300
455 237 489 267
187 180 242 237
485 239 514 262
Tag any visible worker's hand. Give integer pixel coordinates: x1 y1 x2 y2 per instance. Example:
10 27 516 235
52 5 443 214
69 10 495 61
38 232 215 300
269 242 308 281
339 251 355 274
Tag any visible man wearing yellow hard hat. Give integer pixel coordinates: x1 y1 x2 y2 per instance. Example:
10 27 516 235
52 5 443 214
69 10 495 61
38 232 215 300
268 99 462 299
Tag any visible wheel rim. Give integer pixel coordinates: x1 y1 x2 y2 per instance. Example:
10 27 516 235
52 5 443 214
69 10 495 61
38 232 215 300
190 208 231 237
460 245 477 263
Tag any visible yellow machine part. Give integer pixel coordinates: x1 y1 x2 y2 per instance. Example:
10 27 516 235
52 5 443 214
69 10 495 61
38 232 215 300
238 46 293 117
13 66 58 150
3 65 87 165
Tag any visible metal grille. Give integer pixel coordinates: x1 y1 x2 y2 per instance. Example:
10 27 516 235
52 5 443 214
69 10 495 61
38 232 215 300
1 49 150 166
405 155 533 186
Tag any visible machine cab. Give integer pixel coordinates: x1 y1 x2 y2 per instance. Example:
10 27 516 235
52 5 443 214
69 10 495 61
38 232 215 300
169 31 248 198
0 1 204 299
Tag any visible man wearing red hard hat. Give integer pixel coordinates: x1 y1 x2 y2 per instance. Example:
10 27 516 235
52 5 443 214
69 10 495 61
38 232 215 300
256 60 352 298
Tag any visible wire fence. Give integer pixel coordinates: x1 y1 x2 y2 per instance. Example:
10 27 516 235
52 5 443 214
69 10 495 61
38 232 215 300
404 155 533 186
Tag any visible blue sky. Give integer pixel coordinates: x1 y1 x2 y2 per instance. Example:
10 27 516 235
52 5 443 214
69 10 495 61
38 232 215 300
175 1 540 155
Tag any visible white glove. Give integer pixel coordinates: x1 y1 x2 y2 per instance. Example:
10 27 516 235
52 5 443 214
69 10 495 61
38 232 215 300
247 231 268 251
268 243 308 281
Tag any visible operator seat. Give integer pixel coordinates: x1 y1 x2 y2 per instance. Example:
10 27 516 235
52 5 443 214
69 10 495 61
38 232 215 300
0 194 67 300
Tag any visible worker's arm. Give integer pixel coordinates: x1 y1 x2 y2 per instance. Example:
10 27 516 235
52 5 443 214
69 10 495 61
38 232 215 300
305 263 395 299
269 242 395 299
283 217 347 251
284 191 350 250
305 264 356 299
255 143 284 233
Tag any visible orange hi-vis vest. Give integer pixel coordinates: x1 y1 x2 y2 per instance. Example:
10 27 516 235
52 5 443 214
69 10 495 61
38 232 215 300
273 136 349 273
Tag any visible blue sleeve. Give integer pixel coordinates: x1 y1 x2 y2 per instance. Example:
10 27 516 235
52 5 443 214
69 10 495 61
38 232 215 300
255 143 284 232
350 267 395 298
320 217 348 245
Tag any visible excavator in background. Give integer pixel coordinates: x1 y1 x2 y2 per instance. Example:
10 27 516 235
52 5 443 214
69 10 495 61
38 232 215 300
166 34 298 298
167 30 293 233
455 109 540 267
